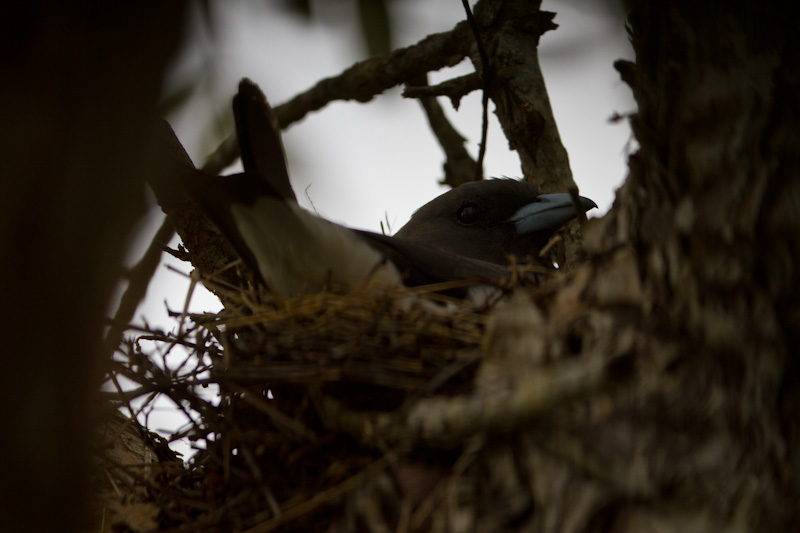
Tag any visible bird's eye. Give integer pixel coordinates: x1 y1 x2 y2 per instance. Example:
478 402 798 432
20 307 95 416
457 202 483 225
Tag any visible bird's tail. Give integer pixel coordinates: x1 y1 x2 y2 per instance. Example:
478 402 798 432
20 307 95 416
233 78 297 203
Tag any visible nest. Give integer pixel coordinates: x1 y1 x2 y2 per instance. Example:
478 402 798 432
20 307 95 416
98 265 567 532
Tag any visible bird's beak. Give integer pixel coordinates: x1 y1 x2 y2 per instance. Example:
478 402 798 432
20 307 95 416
508 193 598 235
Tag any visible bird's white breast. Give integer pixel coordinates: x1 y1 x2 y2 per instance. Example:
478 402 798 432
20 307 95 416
232 198 402 298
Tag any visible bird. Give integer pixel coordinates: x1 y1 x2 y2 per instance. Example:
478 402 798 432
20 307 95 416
178 79 596 299
394 179 597 265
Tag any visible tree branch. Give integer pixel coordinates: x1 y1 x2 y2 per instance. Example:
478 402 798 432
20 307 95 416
319 349 619 449
409 75 480 188
201 22 474 176
403 73 481 109
103 216 176 357
474 1 570 193
277 21 473 125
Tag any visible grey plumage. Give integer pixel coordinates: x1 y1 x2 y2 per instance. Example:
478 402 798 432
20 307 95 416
395 179 596 264
178 79 596 298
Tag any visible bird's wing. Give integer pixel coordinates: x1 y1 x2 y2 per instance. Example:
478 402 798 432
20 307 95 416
357 231 509 291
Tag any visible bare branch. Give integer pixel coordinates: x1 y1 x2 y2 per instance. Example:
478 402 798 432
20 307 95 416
103 216 176 357
202 22 474 174
474 2 570 193
409 75 480 187
319 347 620 450
276 22 472 126
461 0 491 182
403 73 481 109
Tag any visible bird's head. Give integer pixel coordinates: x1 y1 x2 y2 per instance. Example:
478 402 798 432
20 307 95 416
394 178 597 265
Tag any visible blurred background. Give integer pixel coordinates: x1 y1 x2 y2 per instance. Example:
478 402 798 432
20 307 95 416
116 0 635 458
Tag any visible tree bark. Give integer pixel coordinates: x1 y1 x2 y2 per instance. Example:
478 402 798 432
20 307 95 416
508 1 800 530
109 1 800 531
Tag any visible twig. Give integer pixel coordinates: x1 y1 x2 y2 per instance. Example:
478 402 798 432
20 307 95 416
403 73 481 109
103 216 175 358
202 22 473 174
240 444 283 518
224 382 317 441
275 22 472 127
109 116 250 361
410 74 480 187
320 351 620 449
411 435 484 529
243 455 393 533
461 0 490 181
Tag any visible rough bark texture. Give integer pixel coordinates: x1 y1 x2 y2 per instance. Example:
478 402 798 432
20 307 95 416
327 1 800 530
505 1 800 530
475 0 574 194
103 0 800 531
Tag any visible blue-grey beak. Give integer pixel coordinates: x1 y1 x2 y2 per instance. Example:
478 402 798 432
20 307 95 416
509 193 597 235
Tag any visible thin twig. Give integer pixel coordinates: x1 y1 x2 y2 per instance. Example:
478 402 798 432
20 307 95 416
202 22 473 174
410 74 480 187
403 73 481 109
243 455 393 533
103 216 175 358
461 0 490 181
320 351 621 449
275 22 472 127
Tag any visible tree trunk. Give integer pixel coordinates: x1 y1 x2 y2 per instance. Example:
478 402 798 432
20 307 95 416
0 4 186 531
510 1 800 530
104 1 800 531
